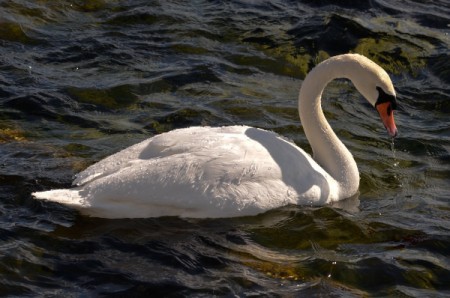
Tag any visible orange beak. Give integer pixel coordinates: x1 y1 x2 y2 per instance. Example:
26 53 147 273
376 102 397 138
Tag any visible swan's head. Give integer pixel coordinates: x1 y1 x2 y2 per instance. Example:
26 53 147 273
350 55 398 138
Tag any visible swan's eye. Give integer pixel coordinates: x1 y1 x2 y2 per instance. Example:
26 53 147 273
375 86 397 111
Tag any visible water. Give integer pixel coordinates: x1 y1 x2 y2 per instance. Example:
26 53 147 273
1 0 449 296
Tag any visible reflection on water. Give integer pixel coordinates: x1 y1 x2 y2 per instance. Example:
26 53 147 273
0 0 449 296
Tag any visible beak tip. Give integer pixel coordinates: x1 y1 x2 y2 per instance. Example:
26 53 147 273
388 128 398 138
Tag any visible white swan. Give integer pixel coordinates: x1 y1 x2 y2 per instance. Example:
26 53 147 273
33 54 398 218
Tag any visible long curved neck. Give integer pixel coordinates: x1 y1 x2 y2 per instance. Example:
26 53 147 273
298 56 360 198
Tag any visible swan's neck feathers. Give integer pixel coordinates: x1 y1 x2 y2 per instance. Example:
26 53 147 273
298 55 361 198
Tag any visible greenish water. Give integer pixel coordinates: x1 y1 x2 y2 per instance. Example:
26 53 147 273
0 0 449 296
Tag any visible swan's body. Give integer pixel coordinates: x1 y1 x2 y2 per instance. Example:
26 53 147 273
33 54 398 218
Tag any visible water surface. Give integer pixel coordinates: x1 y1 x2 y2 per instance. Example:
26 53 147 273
1 0 449 296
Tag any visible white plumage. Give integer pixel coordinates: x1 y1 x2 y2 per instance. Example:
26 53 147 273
34 126 338 218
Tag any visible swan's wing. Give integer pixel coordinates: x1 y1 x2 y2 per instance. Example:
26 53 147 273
79 143 287 218
73 138 152 186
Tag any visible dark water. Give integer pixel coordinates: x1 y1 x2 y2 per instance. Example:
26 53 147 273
1 0 449 296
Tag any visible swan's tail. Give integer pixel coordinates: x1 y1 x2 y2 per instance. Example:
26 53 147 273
32 189 87 208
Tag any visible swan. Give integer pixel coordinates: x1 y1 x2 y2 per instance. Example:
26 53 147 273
33 54 398 218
